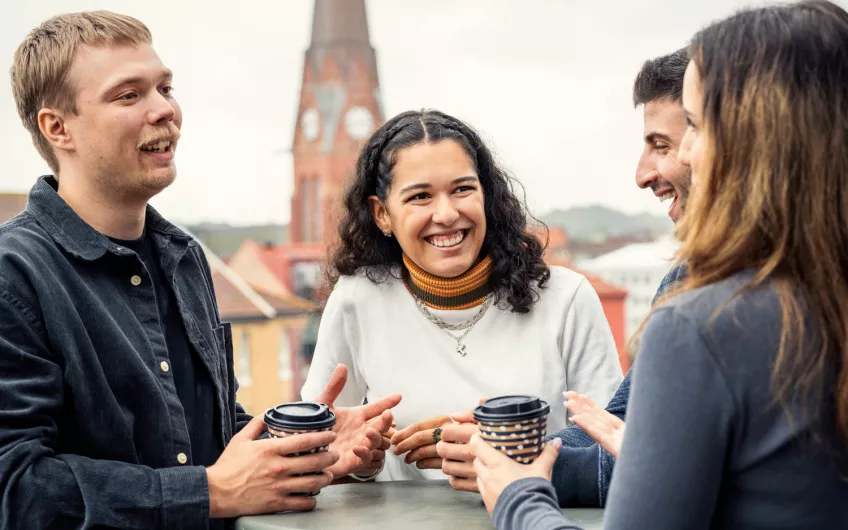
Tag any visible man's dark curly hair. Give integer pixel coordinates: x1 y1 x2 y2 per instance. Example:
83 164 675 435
326 109 550 313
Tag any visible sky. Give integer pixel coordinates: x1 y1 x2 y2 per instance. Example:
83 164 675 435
1 0 830 226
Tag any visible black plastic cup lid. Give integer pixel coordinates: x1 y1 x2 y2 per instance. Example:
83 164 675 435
264 402 336 431
473 395 550 423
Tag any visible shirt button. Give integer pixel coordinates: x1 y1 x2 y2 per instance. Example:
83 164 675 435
130 275 142 286
177 453 188 464
160 361 170 373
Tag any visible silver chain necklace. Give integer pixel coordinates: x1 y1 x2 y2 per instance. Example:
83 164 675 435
414 294 494 357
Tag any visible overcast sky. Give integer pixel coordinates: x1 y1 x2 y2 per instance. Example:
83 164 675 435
2 0 832 226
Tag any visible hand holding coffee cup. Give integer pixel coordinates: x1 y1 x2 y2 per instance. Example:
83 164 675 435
436 407 482 492
205 415 338 518
470 432 562 517
264 402 337 496
472 395 551 464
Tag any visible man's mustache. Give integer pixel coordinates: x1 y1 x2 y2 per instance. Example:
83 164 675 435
137 125 181 148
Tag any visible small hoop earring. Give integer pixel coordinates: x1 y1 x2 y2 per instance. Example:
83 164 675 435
383 231 392 238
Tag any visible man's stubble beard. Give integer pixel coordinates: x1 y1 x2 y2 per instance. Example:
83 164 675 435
92 162 177 205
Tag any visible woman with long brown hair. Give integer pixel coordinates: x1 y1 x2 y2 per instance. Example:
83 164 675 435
471 1 848 528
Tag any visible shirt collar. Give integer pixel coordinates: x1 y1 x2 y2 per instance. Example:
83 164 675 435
26 175 192 261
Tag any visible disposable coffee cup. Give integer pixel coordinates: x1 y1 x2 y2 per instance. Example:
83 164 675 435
264 402 336 496
473 395 550 464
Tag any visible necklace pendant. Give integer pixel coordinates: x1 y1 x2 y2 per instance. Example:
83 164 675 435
456 343 468 357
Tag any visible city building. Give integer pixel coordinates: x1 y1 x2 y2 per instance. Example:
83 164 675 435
581 235 681 340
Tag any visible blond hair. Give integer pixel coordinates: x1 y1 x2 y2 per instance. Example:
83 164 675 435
10 11 151 174
651 0 848 447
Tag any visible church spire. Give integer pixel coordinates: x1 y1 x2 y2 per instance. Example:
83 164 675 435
310 0 371 46
289 0 384 244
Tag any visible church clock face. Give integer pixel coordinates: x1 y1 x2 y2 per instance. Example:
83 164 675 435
300 108 320 141
344 106 374 140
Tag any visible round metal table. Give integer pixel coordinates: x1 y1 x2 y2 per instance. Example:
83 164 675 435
236 480 604 529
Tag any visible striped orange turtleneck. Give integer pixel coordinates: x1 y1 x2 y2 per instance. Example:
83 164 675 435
402 254 493 310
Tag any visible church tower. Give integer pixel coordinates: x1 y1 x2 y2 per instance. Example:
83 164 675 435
290 0 384 244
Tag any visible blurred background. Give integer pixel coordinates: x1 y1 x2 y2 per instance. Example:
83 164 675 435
1 0 814 415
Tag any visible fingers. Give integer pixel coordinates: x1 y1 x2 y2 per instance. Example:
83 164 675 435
605 412 625 430
381 424 397 451
570 414 600 441
572 409 610 432
440 423 478 444
352 444 373 463
571 411 616 442
472 450 488 477
391 415 449 446
448 476 479 493
363 426 382 451
449 407 476 424
367 409 394 434
314 364 348 407
357 458 384 475
469 433 503 467
359 393 402 422
476 476 486 497
564 391 603 416
442 459 476 479
415 457 442 470
529 438 562 477
571 413 624 457
436 440 475 462
262 430 337 456
276 470 334 495
405 443 438 464
393 429 436 456
233 415 268 442
564 392 592 416
391 424 416 445
279 450 340 476
276 495 318 513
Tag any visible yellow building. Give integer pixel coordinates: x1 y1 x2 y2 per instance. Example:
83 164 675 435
201 243 319 417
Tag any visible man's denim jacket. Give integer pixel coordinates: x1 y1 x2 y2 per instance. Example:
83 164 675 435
0 176 250 529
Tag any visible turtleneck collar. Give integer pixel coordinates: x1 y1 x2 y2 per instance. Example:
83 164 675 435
402 254 494 309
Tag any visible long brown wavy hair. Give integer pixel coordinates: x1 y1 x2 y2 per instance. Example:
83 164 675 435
668 0 848 446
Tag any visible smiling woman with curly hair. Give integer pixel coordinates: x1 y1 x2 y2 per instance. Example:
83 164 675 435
301 109 623 482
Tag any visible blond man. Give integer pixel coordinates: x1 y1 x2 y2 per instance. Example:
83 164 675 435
1 12 398 529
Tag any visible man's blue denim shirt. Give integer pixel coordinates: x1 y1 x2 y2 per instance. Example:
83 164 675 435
0 176 251 529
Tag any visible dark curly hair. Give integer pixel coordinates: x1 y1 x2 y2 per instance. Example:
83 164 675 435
326 109 550 313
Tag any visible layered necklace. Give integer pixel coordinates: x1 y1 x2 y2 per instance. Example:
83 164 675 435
402 254 494 357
